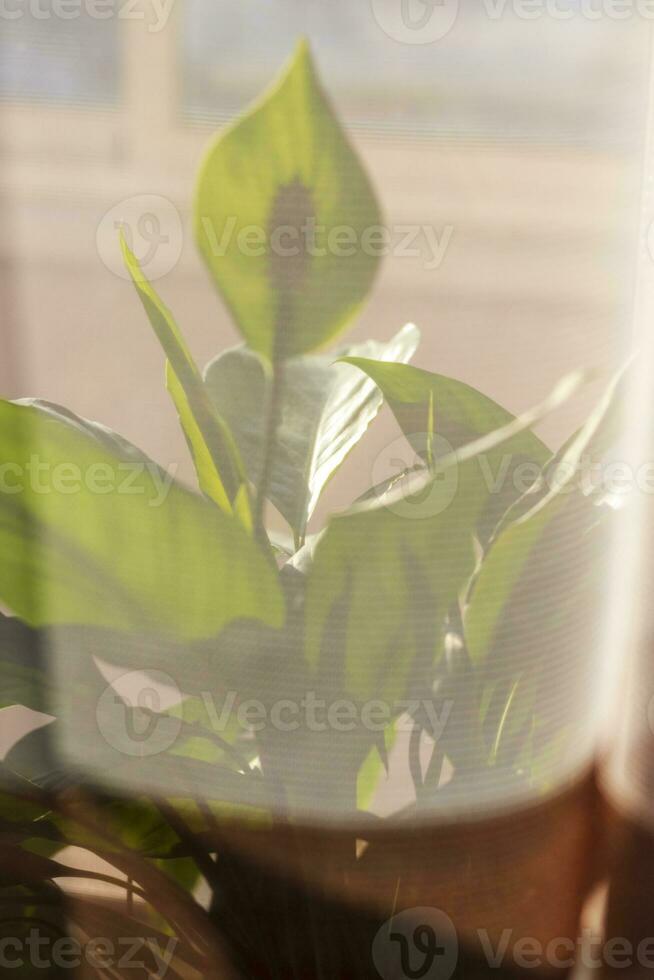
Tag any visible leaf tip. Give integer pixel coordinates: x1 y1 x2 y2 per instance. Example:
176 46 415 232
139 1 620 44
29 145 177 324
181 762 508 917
292 36 314 70
119 232 145 287
402 322 421 345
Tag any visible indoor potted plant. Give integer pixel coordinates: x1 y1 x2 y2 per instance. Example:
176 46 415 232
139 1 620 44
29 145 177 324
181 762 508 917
0 40 620 979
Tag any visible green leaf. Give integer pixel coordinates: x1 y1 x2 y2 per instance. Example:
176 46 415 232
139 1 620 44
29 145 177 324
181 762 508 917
35 630 279 818
305 372 582 703
153 857 200 895
497 364 629 528
341 359 551 545
305 462 480 704
122 239 251 525
0 399 283 637
464 371 623 768
2 721 265 856
0 615 51 713
466 493 610 772
466 370 622 669
356 722 397 811
3 724 67 794
0 771 66 860
194 40 381 360
81 755 271 822
71 795 181 858
15 398 158 465
204 324 419 539
0 779 54 829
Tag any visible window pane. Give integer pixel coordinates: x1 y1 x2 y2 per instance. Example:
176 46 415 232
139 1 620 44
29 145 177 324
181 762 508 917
0 14 118 106
182 0 644 146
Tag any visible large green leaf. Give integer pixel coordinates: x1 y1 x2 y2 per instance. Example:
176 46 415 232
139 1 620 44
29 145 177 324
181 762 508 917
466 494 610 777
204 324 420 540
3 723 73 795
466 370 622 667
122 240 251 525
194 40 381 360
15 398 160 466
356 722 397 811
4 709 270 848
341 359 552 545
0 399 282 637
305 458 483 705
2 723 185 858
305 372 582 703
464 372 622 772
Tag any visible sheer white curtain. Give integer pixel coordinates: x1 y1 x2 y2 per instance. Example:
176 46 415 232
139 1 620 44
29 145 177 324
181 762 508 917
2 1 654 968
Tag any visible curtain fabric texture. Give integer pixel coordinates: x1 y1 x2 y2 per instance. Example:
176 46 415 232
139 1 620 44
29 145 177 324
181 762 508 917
2 6 654 977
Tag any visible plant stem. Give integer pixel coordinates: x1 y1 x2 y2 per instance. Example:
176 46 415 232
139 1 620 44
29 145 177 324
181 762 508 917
255 357 285 536
426 389 435 471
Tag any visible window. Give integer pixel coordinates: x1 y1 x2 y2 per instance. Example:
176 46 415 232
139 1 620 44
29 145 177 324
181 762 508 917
0 13 119 105
181 0 646 146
